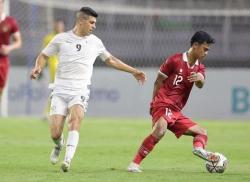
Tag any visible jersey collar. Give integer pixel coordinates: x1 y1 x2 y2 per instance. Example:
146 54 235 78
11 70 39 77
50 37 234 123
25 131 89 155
0 13 6 21
70 30 89 40
183 52 199 68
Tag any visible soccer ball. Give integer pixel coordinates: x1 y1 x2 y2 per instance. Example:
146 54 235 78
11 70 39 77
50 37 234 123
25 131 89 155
205 152 228 173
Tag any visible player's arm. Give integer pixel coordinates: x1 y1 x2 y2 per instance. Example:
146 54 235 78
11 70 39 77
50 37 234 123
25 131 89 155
30 53 49 79
10 31 22 51
152 73 166 99
104 55 146 85
0 31 22 55
31 34 59 79
187 72 205 89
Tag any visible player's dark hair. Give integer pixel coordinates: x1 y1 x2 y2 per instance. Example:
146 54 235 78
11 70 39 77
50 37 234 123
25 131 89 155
79 7 98 18
191 31 215 46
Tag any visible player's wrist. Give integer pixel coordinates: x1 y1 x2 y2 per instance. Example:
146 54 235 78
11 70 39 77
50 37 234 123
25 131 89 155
131 68 139 75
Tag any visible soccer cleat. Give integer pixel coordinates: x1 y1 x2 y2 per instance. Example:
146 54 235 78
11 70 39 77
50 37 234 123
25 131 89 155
50 145 62 165
193 148 220 163
127 162 142 173
61 160 71 172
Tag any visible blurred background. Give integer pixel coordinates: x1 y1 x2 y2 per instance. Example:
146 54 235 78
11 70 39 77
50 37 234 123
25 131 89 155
3 0 250 119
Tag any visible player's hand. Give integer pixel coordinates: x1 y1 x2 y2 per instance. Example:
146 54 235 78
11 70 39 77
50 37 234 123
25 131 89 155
0 45 11 55
187 72 204 82
133 70 146 85
30 67 42 80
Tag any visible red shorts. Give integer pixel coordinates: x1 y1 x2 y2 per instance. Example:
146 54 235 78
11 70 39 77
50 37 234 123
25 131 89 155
151 105 196 138
0 58 9 89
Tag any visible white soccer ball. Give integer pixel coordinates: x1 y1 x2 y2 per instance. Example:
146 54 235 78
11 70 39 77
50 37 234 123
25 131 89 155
205 152 228 173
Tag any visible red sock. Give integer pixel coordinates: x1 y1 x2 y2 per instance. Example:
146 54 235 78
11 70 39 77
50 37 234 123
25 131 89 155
133 134 159 164
193 134 207 149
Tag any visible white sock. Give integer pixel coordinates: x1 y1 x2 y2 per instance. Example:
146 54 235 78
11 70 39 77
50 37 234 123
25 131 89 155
194 147 204 151
194 147 210 156
65 130 79 162
52 134 64 148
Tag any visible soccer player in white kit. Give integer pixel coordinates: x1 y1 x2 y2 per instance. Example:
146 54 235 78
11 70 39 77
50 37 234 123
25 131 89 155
30 7 146 172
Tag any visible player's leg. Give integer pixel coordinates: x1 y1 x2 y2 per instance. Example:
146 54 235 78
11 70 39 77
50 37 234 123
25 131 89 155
49 95 67 164
0 60 8 113
61 93 89 172
127 116 168 172
184 124 220 162
61 104 84 172
49 114 66 164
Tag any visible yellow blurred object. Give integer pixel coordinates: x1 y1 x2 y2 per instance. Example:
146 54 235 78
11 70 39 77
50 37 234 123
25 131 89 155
43 32 58 83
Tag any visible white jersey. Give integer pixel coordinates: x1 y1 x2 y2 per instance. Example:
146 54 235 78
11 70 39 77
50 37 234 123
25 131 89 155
42 30 111 95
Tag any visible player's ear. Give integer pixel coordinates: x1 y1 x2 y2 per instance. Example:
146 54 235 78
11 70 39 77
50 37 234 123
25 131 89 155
192 42 201 51
193 42 199 48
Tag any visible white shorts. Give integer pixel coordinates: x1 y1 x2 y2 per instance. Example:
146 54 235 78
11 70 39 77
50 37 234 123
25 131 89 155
50 92 90 116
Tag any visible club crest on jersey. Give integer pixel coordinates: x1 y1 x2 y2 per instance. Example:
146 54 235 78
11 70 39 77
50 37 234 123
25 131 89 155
179 69 183 75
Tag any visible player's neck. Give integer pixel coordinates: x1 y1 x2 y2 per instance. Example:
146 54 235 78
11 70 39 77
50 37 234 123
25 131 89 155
187 49 197 66
72 27 88 37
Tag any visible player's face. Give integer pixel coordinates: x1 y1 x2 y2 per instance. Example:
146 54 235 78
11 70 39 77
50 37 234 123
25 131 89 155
193 42 210 61
79 16 96 36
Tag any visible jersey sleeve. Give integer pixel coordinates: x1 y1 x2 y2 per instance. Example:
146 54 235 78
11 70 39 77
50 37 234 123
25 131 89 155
97 39 111 62
9 17 19 33
159 56 175 77
42 35 60 57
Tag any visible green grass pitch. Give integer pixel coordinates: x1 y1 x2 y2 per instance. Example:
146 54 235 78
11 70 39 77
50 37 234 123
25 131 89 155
0 117 250 182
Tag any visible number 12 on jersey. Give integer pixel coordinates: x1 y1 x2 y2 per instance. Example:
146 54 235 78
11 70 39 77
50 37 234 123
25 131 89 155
165 108 173 119
173 74 183 86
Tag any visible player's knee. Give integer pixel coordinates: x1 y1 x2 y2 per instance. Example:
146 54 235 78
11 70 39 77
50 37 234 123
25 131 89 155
201 128 207 136
153 125 167 139
70 109 84 122
194 125 207 136
68 116 82 130
70 114 82 124
51 131 62 140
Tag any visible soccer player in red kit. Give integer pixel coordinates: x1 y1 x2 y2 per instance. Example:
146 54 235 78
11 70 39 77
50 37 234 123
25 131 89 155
0 0 22 99
127 31 220 172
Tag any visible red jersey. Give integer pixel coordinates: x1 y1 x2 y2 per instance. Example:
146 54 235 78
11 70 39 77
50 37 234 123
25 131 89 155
0 15 19 59
151 52 205 111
